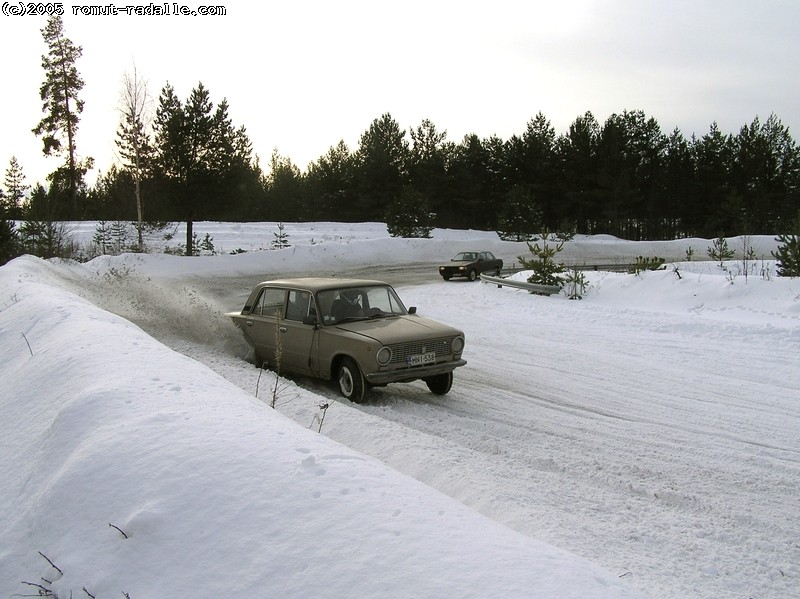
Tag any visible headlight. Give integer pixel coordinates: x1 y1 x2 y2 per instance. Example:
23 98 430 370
376 346 392 365
452 337 464 354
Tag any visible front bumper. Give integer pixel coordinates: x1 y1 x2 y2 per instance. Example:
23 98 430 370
439 267 466 277
365 359 467 385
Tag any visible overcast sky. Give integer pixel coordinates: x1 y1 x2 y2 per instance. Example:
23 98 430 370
2 0 799 189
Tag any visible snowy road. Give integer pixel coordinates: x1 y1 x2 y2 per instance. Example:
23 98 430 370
59 256 800 599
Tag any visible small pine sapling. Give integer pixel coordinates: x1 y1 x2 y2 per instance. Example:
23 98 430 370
563 267 588 299
629 256 665 275
707 236 735 267
518 229 566 287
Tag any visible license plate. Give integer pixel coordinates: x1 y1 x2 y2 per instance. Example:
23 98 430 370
407 352 436 366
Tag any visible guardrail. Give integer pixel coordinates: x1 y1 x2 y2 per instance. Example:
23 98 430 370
499 263 636 276
479 274 562 296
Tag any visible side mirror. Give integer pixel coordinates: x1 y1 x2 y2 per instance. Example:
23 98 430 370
408 306 417 314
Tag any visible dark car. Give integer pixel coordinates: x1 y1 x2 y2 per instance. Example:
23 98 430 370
228 278 467 403
438 251 503 281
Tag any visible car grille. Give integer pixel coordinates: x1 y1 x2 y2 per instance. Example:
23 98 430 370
388 338 454 365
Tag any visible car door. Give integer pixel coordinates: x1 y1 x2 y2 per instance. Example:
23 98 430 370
278 289 318 376
478 252 497 273
244 287 287 368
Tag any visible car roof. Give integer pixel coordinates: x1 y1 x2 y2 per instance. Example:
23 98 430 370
256 277 391 292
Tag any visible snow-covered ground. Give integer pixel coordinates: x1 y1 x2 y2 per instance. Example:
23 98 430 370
2 223 798 599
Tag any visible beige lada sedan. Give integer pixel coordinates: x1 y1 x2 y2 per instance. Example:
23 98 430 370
228 278 467 402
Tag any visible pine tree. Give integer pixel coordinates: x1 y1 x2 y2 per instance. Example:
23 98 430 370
707 236 735 267
385 186 434 238
518 230 566 288
153 82 256 254
772 235 800 277
33 16 91 216
497 185 541 241
355 113 409 219
773 213 800 277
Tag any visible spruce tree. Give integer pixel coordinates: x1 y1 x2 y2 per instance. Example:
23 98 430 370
3 157 29 219
0 219 20 266
271 222 290 249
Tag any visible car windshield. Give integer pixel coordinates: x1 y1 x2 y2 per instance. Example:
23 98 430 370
454 252 476 261
317 285 408 325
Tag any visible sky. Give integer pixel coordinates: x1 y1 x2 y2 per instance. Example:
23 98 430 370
1 224 798 598
1 0 799 188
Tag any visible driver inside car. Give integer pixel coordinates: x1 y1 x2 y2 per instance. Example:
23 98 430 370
332 289 364 321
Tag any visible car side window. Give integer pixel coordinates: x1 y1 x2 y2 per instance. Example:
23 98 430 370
286 290 312 322
253 288 286 317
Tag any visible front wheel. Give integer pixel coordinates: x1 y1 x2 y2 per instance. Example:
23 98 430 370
467 269 477 281
337 357 367 403
425 371 453 395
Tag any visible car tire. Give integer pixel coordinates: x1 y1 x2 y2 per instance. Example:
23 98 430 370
337 357 366 403
442 274 451 281
468 269 477 282
425 371 453 395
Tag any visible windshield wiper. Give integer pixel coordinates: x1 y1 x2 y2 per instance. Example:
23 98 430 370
336 316 369 323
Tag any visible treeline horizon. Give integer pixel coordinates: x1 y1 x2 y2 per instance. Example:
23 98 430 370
3 17 798 243
12 106 799 241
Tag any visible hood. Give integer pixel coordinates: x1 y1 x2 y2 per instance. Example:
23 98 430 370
333 315 463 345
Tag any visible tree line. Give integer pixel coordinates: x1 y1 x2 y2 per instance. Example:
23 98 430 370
2 15 800 262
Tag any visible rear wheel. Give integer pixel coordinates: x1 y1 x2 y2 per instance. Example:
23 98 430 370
425 371 453 395
337 357 366 403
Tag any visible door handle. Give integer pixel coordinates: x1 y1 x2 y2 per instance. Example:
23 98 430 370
279 326 288 333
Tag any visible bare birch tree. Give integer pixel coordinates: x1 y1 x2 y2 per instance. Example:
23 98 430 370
116 65 154 250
